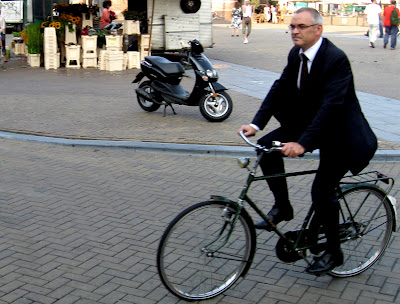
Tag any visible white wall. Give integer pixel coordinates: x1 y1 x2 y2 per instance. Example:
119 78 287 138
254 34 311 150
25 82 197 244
148 0 213 50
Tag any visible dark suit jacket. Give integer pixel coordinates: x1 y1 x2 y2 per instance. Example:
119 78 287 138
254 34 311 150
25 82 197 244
252 38 377 175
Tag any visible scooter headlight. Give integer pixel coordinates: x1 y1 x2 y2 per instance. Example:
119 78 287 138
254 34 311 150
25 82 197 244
206 69 218 78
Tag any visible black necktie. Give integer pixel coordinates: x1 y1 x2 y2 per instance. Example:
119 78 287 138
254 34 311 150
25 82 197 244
300 53 308 90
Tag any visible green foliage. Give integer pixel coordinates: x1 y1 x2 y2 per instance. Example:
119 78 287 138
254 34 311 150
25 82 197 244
93 29 109 48
12 32 22 37
25 23 42 54
122 10 146 21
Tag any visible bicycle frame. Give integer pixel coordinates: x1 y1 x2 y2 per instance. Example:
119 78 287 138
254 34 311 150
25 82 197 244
210 151 319 261
209 133 397 264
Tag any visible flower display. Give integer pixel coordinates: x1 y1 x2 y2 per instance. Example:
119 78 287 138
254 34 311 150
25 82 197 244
54 4 99 16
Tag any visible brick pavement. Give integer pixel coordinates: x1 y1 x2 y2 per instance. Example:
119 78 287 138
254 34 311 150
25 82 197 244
0 138 399 304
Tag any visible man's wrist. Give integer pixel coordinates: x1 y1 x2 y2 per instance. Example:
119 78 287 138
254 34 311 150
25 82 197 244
249 123 260 131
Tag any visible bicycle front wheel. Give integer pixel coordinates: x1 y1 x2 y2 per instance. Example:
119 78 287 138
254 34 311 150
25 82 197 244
330 185 394 277
157 200 256 301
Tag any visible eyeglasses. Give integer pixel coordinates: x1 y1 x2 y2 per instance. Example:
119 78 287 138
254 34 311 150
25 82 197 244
289 24 318 31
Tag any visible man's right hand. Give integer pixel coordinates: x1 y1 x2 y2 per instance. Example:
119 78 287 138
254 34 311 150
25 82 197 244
238 125 257 137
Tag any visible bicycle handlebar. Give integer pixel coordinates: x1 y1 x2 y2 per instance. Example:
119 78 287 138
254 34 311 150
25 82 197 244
239 131 283 153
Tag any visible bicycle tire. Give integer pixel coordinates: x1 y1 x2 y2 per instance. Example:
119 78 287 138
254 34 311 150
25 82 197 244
330 185 394 277
157 200 256 301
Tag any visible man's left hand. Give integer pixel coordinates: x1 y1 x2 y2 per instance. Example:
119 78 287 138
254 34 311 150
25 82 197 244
281 142 305 158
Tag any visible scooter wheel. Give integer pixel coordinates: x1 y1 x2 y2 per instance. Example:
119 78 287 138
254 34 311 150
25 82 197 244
137 81 161 112
199 91 233 122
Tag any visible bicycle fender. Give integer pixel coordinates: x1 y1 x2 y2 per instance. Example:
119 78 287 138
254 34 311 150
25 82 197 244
388 195 398 231
210 195 237 205
340 183 397 232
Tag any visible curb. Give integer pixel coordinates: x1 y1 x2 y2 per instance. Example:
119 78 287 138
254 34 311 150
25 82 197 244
1 131 400 162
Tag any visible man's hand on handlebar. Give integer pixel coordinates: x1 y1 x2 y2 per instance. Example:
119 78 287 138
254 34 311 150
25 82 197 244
238 125 257 137
282 142 305 158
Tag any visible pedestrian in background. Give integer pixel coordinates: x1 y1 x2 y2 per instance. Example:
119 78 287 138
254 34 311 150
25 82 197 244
271 5 278 24
264 5 271 23
383 0 400 50
364 0 382 48
231 1 242 37
242 0 252 44
0 8 7 62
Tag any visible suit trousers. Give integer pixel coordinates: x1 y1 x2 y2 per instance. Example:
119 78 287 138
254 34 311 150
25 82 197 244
258 127 349 251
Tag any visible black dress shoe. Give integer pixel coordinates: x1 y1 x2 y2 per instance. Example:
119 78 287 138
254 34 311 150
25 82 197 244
306 249 343 275
254 206 294 230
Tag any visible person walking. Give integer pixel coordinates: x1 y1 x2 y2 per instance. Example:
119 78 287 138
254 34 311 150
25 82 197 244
238 7 377 275
0 8 7 62
271 5 278 24
383 0 400 50
242 0 252 44
364 0 382 48
264 5 271 23
231 1 242 37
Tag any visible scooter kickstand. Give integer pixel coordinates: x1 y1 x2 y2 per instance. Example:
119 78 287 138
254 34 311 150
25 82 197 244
169 104 177 115
163 103 177 117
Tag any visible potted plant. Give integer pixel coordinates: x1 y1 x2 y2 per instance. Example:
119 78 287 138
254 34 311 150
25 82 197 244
122 10 146 34
25 23 42 67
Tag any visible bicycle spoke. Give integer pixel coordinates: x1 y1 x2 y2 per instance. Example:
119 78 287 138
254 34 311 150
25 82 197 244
157 201 255 300
331 186 393 277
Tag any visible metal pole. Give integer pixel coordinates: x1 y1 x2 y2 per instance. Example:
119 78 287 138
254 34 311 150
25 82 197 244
148 0 155 52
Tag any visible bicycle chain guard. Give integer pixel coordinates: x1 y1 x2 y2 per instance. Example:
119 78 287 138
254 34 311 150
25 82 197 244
275 230 307 263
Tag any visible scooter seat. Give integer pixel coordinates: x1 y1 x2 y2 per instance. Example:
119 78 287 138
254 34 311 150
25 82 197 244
144 56 185 75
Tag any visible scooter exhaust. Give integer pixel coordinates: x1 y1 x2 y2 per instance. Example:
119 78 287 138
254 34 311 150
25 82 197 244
136 87 155 101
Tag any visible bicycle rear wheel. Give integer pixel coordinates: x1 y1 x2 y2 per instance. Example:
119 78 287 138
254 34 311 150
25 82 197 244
157 200 256 301
330 185 394 277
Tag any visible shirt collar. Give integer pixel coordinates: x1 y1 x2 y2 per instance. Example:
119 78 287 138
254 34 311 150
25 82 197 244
299 37 323 63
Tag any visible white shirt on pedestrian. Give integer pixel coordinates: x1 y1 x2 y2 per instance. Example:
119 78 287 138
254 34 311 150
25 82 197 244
364 3 382 25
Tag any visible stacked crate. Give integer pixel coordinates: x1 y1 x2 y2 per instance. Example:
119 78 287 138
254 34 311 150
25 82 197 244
105 35 123 51
98 50 107 70
65 24 77 45
123 20 140 35
105 35 124 71
82 14 94 28
139 34 150 61
105 50 124 71
81 35 97 69
44 27 60 70
13 37 26 55
127 51 140 69
65 45 81 68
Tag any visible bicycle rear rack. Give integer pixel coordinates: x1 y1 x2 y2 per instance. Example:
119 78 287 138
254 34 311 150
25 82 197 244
340 171 395 194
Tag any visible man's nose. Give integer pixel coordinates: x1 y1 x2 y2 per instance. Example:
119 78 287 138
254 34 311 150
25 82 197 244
292 27 300 34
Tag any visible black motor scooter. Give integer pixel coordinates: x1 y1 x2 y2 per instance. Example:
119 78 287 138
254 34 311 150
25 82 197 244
132 40 232 122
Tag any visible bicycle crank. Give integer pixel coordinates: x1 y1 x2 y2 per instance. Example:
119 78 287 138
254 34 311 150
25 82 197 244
275 230 306 263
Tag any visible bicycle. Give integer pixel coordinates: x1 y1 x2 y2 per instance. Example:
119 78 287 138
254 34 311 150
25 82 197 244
157 131 398 301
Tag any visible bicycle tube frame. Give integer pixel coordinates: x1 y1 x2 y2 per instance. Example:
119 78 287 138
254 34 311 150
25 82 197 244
239 168 318 242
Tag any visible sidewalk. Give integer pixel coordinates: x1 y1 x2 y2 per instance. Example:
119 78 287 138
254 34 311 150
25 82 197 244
1 24 400 159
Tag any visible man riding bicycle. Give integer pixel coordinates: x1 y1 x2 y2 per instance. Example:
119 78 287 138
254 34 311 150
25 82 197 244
238 7 377 275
